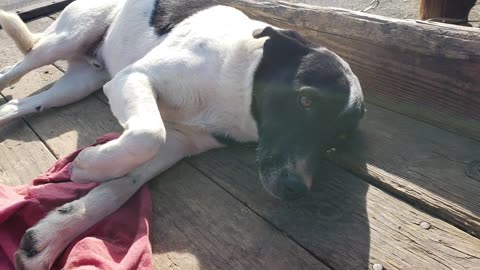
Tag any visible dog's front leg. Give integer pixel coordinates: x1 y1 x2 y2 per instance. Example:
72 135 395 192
71 69 165 182
14 128 217 270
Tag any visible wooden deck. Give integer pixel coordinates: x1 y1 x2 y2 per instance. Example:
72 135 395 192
0 11 479 270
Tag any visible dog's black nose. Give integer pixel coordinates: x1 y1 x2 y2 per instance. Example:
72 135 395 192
282 171 308 199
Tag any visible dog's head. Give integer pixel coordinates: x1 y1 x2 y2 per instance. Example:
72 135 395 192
252 26 365 200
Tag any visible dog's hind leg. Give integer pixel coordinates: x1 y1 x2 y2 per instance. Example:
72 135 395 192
0 0 119 91
0 59 109 126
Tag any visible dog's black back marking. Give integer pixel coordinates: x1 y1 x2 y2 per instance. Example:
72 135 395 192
150 0 218 36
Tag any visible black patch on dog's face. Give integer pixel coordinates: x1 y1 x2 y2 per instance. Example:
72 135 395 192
150 0 217 36
252 27 365 200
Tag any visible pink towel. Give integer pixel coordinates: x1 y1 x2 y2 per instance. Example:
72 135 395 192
0 133 153 270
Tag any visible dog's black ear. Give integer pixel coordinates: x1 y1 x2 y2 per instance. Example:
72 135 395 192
253 27 309 45
253 26 309 56
252 26 278 39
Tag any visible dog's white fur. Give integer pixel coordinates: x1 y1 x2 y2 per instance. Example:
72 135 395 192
0 0 278 268
0 10 40 54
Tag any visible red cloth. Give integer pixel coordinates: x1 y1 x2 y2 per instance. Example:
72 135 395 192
0 133 153 270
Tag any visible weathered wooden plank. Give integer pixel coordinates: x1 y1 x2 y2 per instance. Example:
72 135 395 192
327 103 480 236
189 146 480 270
0 100 56 186
0 18 60 185
2 0 74 22
149 162 328 270
219 0 480 141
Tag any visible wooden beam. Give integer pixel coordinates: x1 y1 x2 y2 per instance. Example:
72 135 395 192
14 1 74 21
219 0 480 141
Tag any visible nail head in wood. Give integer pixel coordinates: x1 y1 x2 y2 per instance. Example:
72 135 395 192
420 221 431 230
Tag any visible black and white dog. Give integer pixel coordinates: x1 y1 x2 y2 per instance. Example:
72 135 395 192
0 0 364 268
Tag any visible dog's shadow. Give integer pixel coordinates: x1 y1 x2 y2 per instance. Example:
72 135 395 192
147 131 371 270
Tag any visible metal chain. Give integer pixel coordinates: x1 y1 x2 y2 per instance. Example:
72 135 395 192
360 0 380 13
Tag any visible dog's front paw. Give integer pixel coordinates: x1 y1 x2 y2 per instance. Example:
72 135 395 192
15 229 51 270
14 202 81 270
71 146 125 183
70 162 112 183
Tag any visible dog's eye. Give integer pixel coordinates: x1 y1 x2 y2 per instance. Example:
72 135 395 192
299 95 313 109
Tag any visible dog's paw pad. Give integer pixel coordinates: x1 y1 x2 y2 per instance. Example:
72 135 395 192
15 228 53 270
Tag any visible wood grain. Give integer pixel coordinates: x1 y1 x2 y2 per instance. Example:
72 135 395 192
218 0 480 141
0 100 56 185
189 146 480 270
328 103 480 236
149 162 328 270
15 0 74 22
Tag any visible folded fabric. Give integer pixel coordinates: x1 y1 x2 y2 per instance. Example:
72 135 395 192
0 133 153 270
